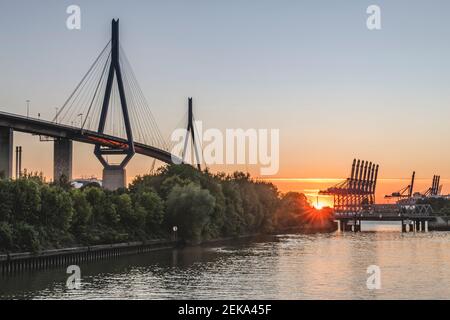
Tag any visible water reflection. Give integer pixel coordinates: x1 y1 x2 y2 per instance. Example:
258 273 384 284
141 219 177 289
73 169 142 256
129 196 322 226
1 233 450 299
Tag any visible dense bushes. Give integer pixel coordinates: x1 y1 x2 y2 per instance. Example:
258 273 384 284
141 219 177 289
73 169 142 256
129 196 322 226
0 165 332 253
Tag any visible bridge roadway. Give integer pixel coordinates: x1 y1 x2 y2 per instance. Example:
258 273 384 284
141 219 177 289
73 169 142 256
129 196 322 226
0 111 182 187
0 111 178 163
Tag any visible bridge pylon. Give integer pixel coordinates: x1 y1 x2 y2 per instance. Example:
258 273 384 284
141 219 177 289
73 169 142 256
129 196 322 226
95 19 135 190
0 127 13 179
182 97 202 170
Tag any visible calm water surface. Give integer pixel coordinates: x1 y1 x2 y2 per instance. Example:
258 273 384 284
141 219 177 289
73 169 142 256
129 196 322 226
1 231 450 299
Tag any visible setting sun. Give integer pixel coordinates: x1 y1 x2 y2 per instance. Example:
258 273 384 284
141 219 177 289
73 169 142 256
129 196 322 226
313 201 326 210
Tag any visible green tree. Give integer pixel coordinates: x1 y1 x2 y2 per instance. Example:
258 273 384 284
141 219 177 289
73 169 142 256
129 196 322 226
166 183 215 242
84 187 119 226
220 180 245 236
40 185 73 231
160 175 190 199
116 193 139 228
274 192 309 229
70 189 92 235
10 178 41 225
132 190 164 235
0 180 13 222
13 222 40 252
0 221 13 251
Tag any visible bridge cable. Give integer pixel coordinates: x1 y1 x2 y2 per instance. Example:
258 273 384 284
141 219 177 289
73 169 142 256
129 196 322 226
88 56 110 132
58 43 111 127
122 55 160 147
54 41 111 123
121 66 147 144
82 51 111 130
121 57 149 144
120 49 164 148
119 46 168 150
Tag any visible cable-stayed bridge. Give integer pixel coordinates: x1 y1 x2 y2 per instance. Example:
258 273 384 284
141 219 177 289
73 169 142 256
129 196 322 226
0 19 201 190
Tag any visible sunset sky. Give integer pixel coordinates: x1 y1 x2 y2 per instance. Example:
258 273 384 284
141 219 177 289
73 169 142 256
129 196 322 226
1 1 450 204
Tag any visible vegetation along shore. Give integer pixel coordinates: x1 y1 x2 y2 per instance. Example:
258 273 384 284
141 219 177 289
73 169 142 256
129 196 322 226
0 165 334 254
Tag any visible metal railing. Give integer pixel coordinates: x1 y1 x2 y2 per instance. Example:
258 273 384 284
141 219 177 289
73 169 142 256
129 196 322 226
334 204 433 217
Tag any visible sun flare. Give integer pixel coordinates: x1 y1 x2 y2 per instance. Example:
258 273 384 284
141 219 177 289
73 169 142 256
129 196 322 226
313 201 326 210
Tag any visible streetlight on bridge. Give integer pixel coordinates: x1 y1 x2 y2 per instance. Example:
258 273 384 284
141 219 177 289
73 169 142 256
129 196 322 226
78 113 83 128
26 100 30 118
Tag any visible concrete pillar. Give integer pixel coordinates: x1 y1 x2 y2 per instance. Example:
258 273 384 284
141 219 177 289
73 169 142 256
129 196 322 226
419 221 423 232
425 221 429 232
0 127 13 179
103 166 126 190
335 220 341 232
53 138 73 182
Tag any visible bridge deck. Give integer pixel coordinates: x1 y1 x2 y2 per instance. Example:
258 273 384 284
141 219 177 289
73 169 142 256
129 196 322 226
333 203 434 221
334 213 434 221
0 111 181 164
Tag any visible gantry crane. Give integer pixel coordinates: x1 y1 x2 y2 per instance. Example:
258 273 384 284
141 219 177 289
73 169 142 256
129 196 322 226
385 171 415 200
423 175 441 197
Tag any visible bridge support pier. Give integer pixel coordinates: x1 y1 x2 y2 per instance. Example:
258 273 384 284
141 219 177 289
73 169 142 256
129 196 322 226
425 221 429 232
54 138 73 182
354 220 361 232
401 221 407 233
103 166 126 190
335 220 341 232
0 127 13 179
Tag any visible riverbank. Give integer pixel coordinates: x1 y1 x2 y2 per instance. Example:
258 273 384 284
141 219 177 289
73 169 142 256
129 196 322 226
0 233 270 275
0 239 177 275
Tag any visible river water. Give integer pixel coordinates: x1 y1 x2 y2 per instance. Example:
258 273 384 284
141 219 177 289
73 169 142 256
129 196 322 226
1 231 450 300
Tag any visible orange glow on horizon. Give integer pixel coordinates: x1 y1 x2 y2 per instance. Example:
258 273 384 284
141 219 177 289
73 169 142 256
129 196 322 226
313 201 328 210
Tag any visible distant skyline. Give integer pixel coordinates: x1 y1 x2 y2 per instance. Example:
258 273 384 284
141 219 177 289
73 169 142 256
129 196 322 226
2 0 450 188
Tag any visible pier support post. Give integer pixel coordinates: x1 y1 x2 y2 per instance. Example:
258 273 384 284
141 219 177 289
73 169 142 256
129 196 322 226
54 138 73 182
0 127 13 179
342 221 347 232
425 221 429 232
335 220 341 232
103 165 126 190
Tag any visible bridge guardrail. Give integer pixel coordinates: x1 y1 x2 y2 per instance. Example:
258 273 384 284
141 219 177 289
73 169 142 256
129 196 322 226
334 204 433 217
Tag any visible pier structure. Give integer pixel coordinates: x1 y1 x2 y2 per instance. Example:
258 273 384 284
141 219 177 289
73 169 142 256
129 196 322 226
320 159 434 232
334 204 433 232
